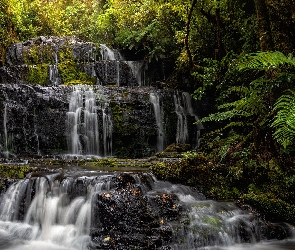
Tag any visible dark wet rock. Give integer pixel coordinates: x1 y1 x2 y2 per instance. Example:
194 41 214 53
0 82 200 158
90 174 185 249
0 84 70 156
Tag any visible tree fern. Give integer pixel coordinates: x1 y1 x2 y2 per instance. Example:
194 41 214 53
234 51 295 71
271 90 295 148
196 51 295 150
197 86 266 127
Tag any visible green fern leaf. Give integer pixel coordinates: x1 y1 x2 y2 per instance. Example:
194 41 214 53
271 90 295 148
235 51 295 71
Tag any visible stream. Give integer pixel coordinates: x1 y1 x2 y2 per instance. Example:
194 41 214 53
0 168 294 250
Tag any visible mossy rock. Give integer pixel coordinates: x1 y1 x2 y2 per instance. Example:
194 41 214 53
58 60 96 85
23 44 54 65
155 152 183 158
63 79 94 86
0 165 39 179
28 64 49 85
242 193 295 224
164 143 191 153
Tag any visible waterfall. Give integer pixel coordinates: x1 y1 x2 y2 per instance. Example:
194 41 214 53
0 170 293 250
127 61 145 86
181 91 204 147
102 107 113 156
2 103 14 158
48 51 61 86
100 44 145 87
83 89 100 155
150 92 165 152
174 93 189 144
67 87 83 155
100 44 117 61
3 103 8 157
116 61 120 86
66 85 112 156
0 173 103 250
174 91 203 147
48 65 61 86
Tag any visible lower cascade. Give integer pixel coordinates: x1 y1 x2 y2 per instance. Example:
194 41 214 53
0 170 294 250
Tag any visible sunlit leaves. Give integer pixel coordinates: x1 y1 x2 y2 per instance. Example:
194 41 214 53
99 0 186 61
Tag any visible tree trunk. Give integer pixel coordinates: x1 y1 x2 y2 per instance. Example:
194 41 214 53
266 0 294 54
185 0 198 71
254 0 274 51
215 0 224 59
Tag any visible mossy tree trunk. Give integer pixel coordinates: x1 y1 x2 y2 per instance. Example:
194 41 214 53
215 0 224 59
254 0 274 51
185 0 198 71
255 0 295 54
266 0 295 54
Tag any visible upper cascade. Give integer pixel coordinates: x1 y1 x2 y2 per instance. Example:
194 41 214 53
0 37 203 158
5 36 98 66
0 36 144 87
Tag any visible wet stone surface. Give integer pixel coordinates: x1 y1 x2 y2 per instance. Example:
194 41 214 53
90 173 185 249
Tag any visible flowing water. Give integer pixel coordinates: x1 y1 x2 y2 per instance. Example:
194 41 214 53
150 92 165 152
66 85 112 156
0 169 294 250
48 65 61 86
173 92 203 147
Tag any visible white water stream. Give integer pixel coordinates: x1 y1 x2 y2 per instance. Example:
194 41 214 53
66 85 112 156
150 92 165 152
0 170 294 250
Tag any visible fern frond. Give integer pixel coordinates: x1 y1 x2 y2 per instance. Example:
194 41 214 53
197 110 237 123
227 86 248 94
223 122 244 130
271 90 295 148
219 90 266 117
235 51 295 71
197 109 252 124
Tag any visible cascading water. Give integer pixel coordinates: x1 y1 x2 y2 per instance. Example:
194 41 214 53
48 51 61 86
182 91 204 148
174 92 189 144
66 85 112 156
0 170 294 250
174 91 203 147
150 92 165 152
102 107 113 156
100 44 145 87
83 89 100 155
2 103 15 158
100 44 118 61
3 103 8 157
67 87 84 155
0 171 104 250
127 61 146 86
48 65 61 86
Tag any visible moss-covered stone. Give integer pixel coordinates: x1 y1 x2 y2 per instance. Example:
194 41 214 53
28 64 49 85
164 143 191 153
23 44 54 65
111 102 152 158
0 164 38 180
242 193 295 223
58 60 96 85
